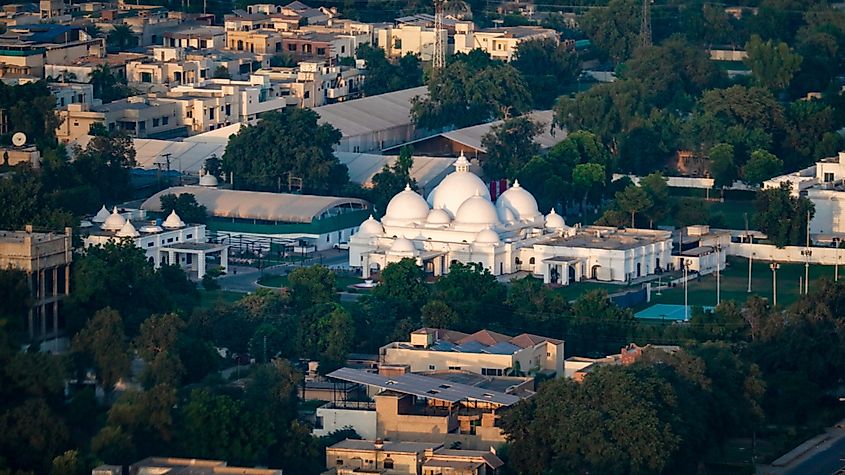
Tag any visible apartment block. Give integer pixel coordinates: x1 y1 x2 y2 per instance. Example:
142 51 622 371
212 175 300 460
0 24 105 78
326 439 504 475
57 95 182 142
454 24 558 62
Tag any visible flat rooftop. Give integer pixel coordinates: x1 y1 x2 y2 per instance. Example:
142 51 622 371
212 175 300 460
542 226 671 251
0 229 67 244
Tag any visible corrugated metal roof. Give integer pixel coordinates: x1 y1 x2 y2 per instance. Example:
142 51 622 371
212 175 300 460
313 86 427 138
336 152 454 189
327 368 521 406
140 185 368 223
440 110 565 153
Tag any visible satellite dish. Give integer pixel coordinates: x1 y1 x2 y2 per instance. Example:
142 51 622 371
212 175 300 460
11 132 26 147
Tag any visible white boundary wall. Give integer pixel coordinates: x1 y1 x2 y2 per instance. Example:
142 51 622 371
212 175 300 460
729 242 845 265
612 174 756 191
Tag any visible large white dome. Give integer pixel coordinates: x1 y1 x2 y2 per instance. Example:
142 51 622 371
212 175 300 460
357 215 384 237
454 194 500 230
102 207 126 231
426 154 490 217
383 185 430 226
496 180 541 222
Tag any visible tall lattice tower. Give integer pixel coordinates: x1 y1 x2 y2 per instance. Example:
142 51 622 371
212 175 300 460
433 0 446 71
640 0 652 48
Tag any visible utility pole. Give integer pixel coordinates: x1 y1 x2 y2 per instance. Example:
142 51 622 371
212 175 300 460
433 0 446 71
715 244 721 306
639 0 652 48
683 260 691 321
804 209 811 295
770 262 780 307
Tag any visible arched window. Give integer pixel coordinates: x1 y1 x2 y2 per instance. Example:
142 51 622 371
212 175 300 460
383 458 394 469
515 257 522 265
529 257 535 265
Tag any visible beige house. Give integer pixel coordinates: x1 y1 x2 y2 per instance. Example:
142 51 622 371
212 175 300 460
57 96 182 142
93 456 281 475
453 25 557 62
0 225 72 342
326 439 504 475
382 328 564 378
375 23 447 61
227 28 284 54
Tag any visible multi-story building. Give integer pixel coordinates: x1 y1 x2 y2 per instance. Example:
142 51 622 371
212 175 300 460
57 95 182 142
163 24 226 50
83 206 228 279
326 439 504 475
50 82 95 108
127 47 217 87
381 328 565 378
256 60 363 107
0 24 105 78
226 28 285 55
453 24 558 62
313 367 526 450
0 225 72 342
375 23 448 61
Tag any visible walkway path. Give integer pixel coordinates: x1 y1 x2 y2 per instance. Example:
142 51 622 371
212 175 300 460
757 419 845 475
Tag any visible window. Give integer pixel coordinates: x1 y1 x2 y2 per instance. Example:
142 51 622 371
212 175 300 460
288 43 297 51
162 116 169 125
428 364 436 370
167 238 174 243
529 257 535 265
148 242 154 247
138 121 146 131
383 459 394 469
187 110 193 119
825 172 835 182
335 459 343 466
448 366 461 371
209 108 215 120
225 104 231 116
482 368 503 376
393 38 402 49
153 118 160 127
317 47 326 55
186 234 192 239
275 42 282 52
547 352 551 357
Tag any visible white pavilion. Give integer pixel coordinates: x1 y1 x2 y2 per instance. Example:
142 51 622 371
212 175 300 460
349 153 673 285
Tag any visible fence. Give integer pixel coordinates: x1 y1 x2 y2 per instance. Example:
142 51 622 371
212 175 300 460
728 242 845 265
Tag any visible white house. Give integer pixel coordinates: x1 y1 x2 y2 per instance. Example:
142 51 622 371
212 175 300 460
348 154 673 284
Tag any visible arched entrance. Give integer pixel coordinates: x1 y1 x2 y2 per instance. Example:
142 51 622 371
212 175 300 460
568 265 576 283
591 265 601 280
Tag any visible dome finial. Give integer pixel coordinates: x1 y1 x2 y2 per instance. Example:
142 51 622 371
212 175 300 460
404 183 412 191
513 179 520 188
454 152 470 173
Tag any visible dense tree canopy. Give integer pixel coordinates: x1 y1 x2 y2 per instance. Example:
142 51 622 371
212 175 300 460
222 109 347 193
752 183 814 247
512 38 580 109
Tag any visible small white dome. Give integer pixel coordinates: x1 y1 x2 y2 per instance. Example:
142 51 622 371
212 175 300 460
496 180 541 222
139 221 163 233
357 215 384 237
199 173 219 187
545 208 567 230
116 220 140 238
80 220 93 228
102 207 126 231
389 237 417 255
454 194 500 229
383 185 430 226
475 227 501 244
426 153 491 217
426 208 452 225
92 205 110 223
162 210 186 229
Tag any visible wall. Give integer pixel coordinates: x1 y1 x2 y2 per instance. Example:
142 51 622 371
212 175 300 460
381 347 514 374
313 406 378 439
729 242 845 265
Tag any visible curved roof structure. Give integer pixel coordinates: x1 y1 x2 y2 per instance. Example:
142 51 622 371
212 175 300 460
141 186 369 224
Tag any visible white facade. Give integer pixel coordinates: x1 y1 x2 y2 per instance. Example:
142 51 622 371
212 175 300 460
375 23 447 61
348 154 673 284
313 405 378 440
453 23 558 62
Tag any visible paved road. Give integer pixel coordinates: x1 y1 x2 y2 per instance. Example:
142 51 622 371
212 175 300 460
216 250 355 294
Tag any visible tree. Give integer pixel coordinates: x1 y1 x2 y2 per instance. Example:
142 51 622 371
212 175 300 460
580 0 641 62
0 398 70 473
708 143 738 189
743 149 783 186
369 145 415 216
72 129 136 202
72 308 131 393
572 163 605 213
213 65 231 79
356 45 422 96
782 100 839 170
640 172 669 227
89 64 133 103
411 55 532 130
421 300 458 329
51 450 85 475
370 258 429 320
287 265 337 310
615 185 654 228
222 109 347 193
481 116 542 179
159 193 208 224
752 183 814 247
745 34 802 91
432 262 507 332
512 38 580 108
106 24 137 51
0 81 61 148
673 197 710 227
555 80 647 148
135 313 186 387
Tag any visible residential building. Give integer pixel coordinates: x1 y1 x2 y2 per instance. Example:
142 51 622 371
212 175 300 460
349 154 673 283
256 60 364 107
0 225 72 342
314 367 526 450
140 185 371 252
45 52 145 83
280 31 349 61
671 225 730 276
50 82 95 108
0 24 105 78
326 439 504 475
163 24 226 50
117 10 181 47
0 4 40 29
381 328 565 378
764 151 845 236
56 95 182 142
0 145 41 167
226 28 284 54
83 206 228 279
454 24 558 62
126 48 215 87
564 343 682 382
92 457 282 475
375 22 448 61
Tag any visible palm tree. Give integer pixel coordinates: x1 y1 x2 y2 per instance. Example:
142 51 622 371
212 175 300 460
107 24 137 52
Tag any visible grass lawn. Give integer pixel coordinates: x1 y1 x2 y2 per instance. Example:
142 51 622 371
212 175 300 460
650 257 839 308
197 289 246 308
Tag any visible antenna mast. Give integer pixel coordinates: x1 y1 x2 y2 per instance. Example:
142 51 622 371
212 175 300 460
640 0 652 48
433 0 445 71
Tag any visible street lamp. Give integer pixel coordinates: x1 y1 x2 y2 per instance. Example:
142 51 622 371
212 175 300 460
770 262 780 307
715 243 722 306
834 238 841 282
801 248 812 295
373 438 384 470
683 259 692 321
748 251 754 293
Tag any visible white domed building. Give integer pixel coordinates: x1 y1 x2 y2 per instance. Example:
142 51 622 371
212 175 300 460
349 154 674 285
